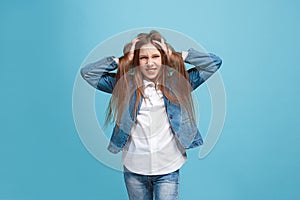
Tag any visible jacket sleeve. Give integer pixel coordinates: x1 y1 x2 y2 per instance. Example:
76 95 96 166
184 48 222 90
80 56 118 94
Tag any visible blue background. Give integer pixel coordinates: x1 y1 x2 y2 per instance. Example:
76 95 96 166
1 0 299 199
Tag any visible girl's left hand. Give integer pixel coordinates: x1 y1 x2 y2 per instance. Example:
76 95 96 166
153 39 172 56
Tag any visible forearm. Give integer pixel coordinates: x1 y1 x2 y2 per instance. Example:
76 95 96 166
184 48 222 72
184 48 222 89
80 56 118 89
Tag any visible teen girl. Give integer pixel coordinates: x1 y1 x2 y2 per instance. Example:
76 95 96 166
81 30 222 200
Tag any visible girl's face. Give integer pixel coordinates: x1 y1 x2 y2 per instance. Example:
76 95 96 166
138 43 162 82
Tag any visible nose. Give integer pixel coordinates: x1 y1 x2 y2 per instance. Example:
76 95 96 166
146 58 154 66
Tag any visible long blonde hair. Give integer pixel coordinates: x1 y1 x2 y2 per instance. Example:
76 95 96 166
106 30 195 126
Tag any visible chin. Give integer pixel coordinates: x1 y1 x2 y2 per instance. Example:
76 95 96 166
145 75 158 81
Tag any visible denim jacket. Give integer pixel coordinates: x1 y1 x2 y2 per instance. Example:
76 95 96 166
81 48 222 153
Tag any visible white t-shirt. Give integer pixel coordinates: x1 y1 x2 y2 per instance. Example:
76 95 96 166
122 80 187 175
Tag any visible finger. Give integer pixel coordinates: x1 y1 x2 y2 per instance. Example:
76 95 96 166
131 38 139 45
153 40 166 50
130 38 139 52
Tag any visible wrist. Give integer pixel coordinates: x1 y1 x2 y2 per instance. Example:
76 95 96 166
181 51 188 61
113 57 119 65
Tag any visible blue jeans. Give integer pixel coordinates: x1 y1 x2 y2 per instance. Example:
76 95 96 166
123 167 180 200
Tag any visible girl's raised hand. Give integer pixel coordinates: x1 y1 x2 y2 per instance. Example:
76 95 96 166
153 38 172 56
128 38 139 61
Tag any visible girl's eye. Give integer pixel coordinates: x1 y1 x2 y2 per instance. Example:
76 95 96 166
153 55 160 58
139 56 147 60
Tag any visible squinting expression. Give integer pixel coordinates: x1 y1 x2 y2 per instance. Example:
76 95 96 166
139 43 162 82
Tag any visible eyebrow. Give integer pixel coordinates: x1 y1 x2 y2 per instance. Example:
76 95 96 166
139 54 148 58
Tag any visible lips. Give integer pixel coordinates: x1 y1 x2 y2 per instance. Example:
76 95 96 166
146 68 157 72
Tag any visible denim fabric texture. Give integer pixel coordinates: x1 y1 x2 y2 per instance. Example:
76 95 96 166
80 48 222 154
124 167 180 200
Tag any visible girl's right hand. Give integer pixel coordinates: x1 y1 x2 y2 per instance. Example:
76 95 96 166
128 38 139 61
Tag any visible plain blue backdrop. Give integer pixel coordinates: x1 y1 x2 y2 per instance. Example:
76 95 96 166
1 0 299 199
